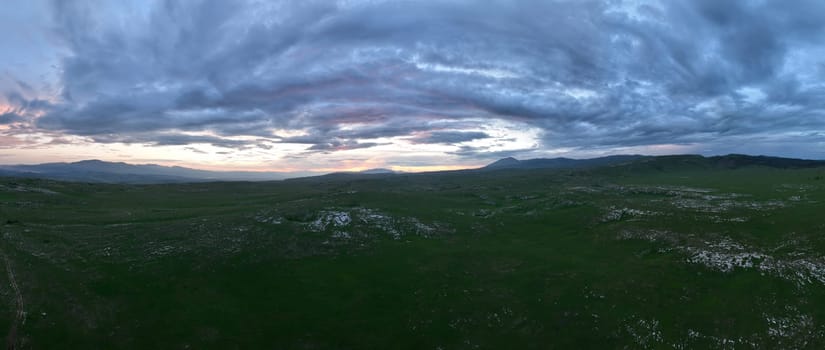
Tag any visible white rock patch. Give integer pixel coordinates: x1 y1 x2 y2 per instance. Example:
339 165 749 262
602 207 658 222
617 230 825 287
309 211 352 231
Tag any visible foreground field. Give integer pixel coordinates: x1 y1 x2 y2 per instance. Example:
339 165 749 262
1 162 825 348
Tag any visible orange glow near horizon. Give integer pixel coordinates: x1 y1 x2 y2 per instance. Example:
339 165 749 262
67 160 480 174
93 155 482 173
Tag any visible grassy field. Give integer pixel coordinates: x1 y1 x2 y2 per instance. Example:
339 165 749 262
1 161 825 348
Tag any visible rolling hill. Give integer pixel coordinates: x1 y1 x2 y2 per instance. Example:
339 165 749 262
1 154 823 184
0 159 317 184
2 157 825 348
482 154 825 172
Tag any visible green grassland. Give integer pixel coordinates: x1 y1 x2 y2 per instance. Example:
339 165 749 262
1 161 825 348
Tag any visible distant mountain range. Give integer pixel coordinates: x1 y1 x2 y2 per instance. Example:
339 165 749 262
482 155 647 170
288 168 401 182
482 154 825 171
608 154 825 171
355 168 397 175
1 154 823 184
0 160 318 184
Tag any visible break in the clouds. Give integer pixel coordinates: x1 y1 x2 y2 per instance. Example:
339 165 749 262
2 0 825 169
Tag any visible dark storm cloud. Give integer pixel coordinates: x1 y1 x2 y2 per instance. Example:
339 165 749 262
0 112 23 124
410 131 491 145
91 133 257 149
450 146 538 160
1 91 54 125
30 0 825 157
307 139 383 152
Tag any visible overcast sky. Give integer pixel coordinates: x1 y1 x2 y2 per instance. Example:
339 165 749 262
2 0 824 171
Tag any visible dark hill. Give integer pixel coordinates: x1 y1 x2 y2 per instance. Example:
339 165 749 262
598 154 825 174
0 160 315 184
482 155 648 170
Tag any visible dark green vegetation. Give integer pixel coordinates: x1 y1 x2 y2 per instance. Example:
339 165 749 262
1 156 825 349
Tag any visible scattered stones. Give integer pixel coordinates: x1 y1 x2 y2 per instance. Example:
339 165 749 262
618 230 825 287
624 316 664 348
302 208 444 240
0 184 59 195
764 307 824 348
707 216 749 223
308 211 352 231
601 207 657 222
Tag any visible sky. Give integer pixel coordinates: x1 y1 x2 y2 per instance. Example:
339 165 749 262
1 0 825 172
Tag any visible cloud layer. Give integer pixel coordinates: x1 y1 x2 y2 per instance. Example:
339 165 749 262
4 0 825 164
